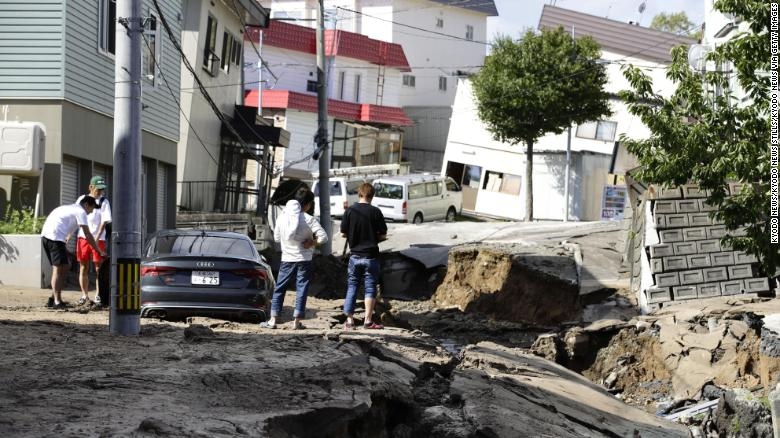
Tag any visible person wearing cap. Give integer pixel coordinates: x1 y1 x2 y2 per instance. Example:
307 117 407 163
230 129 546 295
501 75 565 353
41 196 105 308
75 176 112 306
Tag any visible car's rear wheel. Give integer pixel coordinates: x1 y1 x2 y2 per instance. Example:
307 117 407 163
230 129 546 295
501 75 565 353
445 207 457 222
413 213 423 224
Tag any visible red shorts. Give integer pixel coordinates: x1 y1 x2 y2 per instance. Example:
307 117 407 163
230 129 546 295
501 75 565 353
76 238 106 264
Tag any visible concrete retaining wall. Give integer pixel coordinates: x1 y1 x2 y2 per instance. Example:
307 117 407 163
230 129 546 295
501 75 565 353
0 234 45 288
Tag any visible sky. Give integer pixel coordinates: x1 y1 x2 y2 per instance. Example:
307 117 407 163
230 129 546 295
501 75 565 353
487 0 705 40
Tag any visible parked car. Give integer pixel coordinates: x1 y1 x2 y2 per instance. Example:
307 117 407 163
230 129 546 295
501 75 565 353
371 174 462 223
312 176 368 218
140 229 274 322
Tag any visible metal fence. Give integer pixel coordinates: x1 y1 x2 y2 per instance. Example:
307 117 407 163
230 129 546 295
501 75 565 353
177 180 262 214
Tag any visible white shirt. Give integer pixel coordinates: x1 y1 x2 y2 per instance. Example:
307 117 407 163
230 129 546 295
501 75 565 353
41 204 89 242
274 213 329 262
75 195 112 241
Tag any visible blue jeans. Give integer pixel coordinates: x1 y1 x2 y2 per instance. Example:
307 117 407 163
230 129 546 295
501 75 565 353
343 255 380 315
270 261 312 318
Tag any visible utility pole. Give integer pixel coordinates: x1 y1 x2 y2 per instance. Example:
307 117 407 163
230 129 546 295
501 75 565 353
564 127 571 222
564 25 575 223
316 0 333 256
110 0 142 335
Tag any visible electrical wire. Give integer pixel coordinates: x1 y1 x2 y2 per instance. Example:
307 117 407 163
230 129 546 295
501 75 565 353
152 0 277 176
229 0 280 88
336 6 492 46
140 30 219 166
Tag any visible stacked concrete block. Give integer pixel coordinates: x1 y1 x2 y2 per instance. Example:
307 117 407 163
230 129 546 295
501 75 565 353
642 184 772 307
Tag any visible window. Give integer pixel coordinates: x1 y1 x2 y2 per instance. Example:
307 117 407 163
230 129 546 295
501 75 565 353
483 171 521 196
221 32 233 73
402 75 415 87
425 182 441 197
465 25 474 41
338 71 346 99
576 120 618 141
373 182 403 200
99 0 116 55
203 15 219 75
313 181 342 196
438 76 447 91
463 164 482 189
307 80 318 93
231 38 241 66
143 14 161 84
332 121 357 168
436 18 444 28
354 74 361 102
408 183 426 200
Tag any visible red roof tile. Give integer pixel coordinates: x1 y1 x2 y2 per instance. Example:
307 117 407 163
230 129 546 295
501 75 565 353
246 21 411 71
244 89 413 126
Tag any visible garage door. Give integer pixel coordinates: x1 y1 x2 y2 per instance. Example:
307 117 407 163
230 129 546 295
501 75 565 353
156 162 168 230
61 156 80 205
61 156 80 253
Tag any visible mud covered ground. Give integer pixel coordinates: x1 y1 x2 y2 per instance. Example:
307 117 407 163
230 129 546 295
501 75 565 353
0 289 689 438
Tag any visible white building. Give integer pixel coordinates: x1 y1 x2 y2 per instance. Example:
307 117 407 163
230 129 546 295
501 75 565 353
244 20 413 179
258 0 497 172
177 0 289 214
699 0 751 104
441 5 696 221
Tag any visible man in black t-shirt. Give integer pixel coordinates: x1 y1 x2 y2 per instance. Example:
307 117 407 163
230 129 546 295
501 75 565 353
340 183 387 330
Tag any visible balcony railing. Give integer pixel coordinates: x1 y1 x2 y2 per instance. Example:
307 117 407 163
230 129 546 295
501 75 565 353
178 180 263 214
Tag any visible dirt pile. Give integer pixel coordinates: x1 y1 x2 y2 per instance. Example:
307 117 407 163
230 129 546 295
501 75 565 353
431 244 580 327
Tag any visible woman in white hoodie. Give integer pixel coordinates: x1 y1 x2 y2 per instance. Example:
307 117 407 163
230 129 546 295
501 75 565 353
261 189 328 329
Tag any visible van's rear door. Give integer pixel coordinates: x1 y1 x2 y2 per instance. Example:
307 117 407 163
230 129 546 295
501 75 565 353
372 181 405 221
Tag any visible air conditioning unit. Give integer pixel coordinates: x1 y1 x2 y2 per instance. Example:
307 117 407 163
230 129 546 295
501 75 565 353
0 121 45 176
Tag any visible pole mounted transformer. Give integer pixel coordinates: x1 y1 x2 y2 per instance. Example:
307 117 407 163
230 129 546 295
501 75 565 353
110 0 143 335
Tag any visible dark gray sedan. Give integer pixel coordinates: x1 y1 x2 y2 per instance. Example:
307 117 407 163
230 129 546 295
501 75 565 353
140 229 274 322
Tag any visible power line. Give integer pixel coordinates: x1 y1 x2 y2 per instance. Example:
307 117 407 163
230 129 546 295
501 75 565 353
152 0 277 176
229 0 280 88
140 30 219 166
336 6 492 46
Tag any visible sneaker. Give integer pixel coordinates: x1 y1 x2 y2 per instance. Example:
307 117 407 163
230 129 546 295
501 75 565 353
53 302 68 309
46 297 54 308
93 296 102 306
363 322 384 330
76 297 89 306
291 321 306 330
259 321 276 329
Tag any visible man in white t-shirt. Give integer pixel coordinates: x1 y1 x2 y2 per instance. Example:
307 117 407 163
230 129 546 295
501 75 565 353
40 196 105 308
75 176 112 306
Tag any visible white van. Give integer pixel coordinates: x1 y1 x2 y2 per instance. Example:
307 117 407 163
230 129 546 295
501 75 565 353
371 174 462 223
312 177 368 218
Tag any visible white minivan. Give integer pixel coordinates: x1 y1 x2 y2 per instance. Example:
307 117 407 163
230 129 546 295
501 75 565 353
371 174 462 223
312 177 367 218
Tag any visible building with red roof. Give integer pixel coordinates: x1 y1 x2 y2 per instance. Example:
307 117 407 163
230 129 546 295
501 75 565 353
244 20 414 179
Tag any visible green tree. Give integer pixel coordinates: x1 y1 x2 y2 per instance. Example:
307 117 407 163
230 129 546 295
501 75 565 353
471 28 611 221
621 0 779 275
650 11 699 38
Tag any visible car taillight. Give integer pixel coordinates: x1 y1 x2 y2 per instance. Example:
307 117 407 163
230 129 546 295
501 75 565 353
402 201 407 214
141 266 176 277
232 268 268 280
